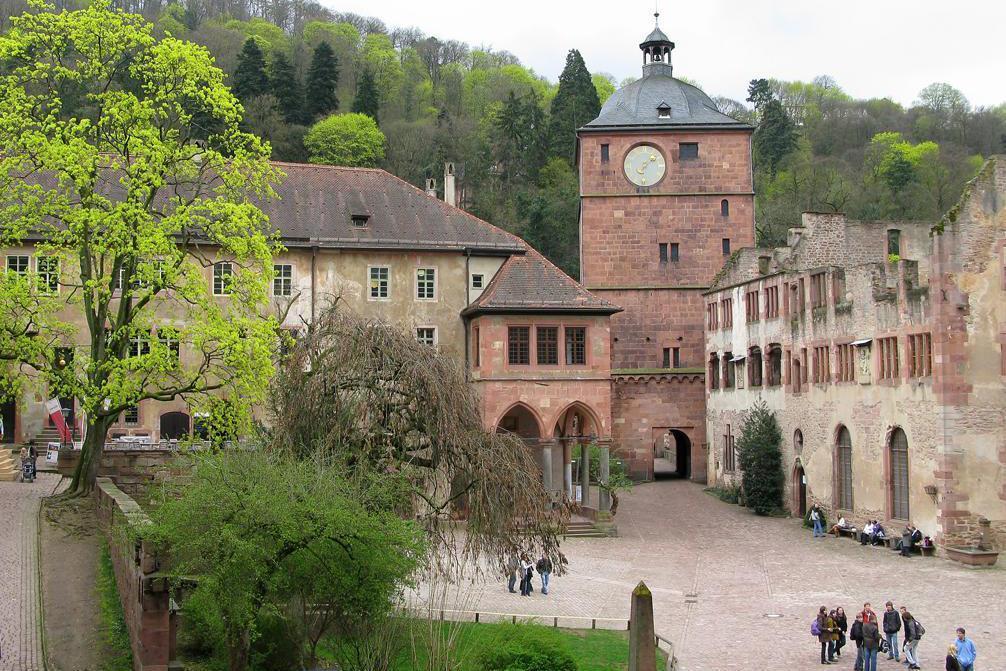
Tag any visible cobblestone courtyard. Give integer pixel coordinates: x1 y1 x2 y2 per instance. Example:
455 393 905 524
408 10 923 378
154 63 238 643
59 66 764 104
437 480 1005 670
0 475 57 671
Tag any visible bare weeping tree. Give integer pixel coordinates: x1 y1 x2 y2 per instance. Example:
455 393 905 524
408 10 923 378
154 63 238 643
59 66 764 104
268 307 568 576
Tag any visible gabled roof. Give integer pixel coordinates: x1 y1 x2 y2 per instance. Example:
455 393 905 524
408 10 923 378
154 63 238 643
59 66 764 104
261 163 523 253
462 250 622 316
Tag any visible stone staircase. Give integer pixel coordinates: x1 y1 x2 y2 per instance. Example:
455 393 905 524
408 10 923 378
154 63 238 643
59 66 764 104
562 519 609 539
32 425 66 446
0 448 19 481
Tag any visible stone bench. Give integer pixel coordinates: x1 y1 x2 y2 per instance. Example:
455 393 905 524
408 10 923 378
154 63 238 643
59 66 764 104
834 527 858 539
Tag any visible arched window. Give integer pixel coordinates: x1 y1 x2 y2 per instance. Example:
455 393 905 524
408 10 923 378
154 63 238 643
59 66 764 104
748 346 762 387
836 426 853 510
767 344 782 386
890 428 910 520
721 199 729 217
793 429 804 455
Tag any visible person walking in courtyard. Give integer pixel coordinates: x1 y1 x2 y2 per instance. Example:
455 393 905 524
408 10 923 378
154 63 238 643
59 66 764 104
506 554 519 593
815 606 835 664
946 644 963 671
862 613 881 671
535 554 552 595
826 609 840 661
810 504 825 538
901 607 923 670
834 606 848 658
850 613 865 671
518 554 531 596
883 601 902 662
954 627 976 671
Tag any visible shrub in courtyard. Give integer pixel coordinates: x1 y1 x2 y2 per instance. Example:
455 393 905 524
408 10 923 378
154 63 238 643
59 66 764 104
736 400 785 515
146 450 426 671
478 623 577 671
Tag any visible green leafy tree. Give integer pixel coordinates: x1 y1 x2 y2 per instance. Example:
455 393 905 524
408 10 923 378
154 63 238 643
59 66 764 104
305 113 386 167
351 70 380 121
146 450 425 671
0 1 280 494
304 41 340 121
736 400 784 515
233 37 269 101
546 49 600 164
269 51 304 125
517 159 581 278
748 78 799 177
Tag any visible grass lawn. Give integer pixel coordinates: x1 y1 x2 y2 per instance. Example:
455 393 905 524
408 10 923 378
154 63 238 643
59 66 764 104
319 620 666 670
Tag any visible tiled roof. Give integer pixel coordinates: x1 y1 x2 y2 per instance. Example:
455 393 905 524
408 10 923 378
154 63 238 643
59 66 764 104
260 163 523 253
462 250 622 316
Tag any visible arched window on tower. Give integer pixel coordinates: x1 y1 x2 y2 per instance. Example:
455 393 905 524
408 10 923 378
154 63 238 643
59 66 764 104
721 199 730 217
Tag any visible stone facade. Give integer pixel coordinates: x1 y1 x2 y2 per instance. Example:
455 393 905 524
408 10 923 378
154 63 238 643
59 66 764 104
704 157 1006 551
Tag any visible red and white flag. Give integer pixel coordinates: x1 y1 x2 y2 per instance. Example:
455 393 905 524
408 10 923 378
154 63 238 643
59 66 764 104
45 398 73 444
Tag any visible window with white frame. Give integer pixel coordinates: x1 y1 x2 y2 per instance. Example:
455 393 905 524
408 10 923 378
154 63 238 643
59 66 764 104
213 262 233 296
416 327 436 347
6 255 29 275
123 405 140 425
416 268 436 300
471 273 484 289
36 256 59 295
157 329 180 362
273 264 293 297
369 266 389 299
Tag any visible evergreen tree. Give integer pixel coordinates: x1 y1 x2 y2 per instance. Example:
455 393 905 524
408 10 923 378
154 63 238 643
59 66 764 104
736 400 784 515
546 49 600 164
233 38 269 102
270 51 304 125
352 70 380 122
747 78 798 177
305 41 339 121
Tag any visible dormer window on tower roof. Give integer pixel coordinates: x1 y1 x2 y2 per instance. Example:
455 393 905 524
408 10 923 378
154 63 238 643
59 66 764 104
351 214 370 228
657 102 672 119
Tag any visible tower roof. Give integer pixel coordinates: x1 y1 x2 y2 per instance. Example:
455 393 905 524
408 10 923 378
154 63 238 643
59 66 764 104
582 76 751 131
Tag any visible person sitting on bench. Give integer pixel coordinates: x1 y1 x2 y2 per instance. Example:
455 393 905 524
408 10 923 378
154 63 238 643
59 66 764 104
831 516 855 536
870 521 887 546
861 520 875 545
895 523 923 556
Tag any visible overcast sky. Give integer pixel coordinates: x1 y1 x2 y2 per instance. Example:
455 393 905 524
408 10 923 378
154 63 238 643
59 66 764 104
320 0 1005 108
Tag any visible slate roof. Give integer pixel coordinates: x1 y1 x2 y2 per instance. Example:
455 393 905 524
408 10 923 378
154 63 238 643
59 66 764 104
462 250 622 316
641 25 672 45
583 74 752 131
260 163 523 253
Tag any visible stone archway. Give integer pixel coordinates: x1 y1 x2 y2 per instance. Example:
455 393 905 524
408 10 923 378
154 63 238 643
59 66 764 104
654 429 692 479
495 402 543 441
159 411 191 441
792 460 807 517
551 402 603 502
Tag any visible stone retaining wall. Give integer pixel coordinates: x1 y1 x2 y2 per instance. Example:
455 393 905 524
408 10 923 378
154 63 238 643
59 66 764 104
94 477 179 671
61 448 187 496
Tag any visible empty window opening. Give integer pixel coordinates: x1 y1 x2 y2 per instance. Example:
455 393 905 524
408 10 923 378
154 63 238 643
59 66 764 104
600 144 610 163
351 214 370 228
662 347 670 368
670 243 680 262
679 143 699 160
721 199 729 217
887 229 901 257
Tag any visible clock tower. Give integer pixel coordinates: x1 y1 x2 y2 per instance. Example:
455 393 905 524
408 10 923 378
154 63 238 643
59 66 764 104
577 15 755 481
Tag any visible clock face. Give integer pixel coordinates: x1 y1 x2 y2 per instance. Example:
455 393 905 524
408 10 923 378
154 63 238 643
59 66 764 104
623 144 666 186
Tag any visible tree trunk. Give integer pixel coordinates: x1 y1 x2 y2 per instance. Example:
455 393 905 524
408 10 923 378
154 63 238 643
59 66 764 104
68 417 111 495
228 632 251 671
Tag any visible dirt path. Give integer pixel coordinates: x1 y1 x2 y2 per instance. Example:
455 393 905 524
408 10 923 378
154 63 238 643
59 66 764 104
39 494 106 671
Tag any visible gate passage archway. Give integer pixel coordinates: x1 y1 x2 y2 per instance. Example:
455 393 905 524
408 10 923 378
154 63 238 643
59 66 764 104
654 429 691 479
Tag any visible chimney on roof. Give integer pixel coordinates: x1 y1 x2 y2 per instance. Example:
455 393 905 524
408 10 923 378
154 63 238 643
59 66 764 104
444 162 457 208
425 178 437 198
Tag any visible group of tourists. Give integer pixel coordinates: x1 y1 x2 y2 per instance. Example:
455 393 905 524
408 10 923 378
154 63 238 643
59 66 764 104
813 601 977 670
505 553 552 597
810 505 930 557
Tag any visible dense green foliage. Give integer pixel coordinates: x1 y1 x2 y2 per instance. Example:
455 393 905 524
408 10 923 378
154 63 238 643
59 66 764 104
352 70 381 120
234 37 270 100
97 544 134 671
736 400 784 515
148 450 426 671
304 41 339 120
547 49 601 164
305 112 386 166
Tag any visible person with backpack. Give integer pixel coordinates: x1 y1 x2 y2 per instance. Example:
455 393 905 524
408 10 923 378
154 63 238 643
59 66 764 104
862 613 881 671
901 607 924 670
535 554 552 595
850 613 865 671
814 606 836 664
810 504 825 538
883 601 902 661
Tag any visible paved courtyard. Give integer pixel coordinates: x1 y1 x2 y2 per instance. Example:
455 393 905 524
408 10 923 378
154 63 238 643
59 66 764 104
434 480 1004 670
0 474 58 671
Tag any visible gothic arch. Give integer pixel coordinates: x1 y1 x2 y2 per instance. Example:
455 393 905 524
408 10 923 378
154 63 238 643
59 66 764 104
494 402 544 440
550 401 603 440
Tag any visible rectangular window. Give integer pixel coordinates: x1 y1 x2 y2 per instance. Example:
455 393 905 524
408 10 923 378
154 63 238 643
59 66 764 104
745 290 760 323
722 238 731 256
764 286 779 319
813 346 831 384
508 326 530 365
658 243 668 264
670 243 680 262
36 256 59 295
6 255 29 275
129 333 151 358
887 229 901 256
799 278 806 311
836 344 856 382
471 273 484 289
679 142 699 160
723 426 735 472
721 298 733 328
123 405 139 425
723 352 735 389
878 336 900 380
536 326 558 365
907 333 932 378
157 330 180 362
600 143 610 163
212 262 233 296
663 347 671 368
706 303 719 330
709 355 720 390
801 347 808 385
472 326 480 367
416 267 436 300
369 266 389 299
272 264 292 297
810 272 827 309
565 327 586 365
832 269 847 304
416 327 437 347
672 347 680 368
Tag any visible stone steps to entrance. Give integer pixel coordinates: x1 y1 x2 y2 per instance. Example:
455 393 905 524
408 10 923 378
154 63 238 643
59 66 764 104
0 449 19 481
562 520 609 538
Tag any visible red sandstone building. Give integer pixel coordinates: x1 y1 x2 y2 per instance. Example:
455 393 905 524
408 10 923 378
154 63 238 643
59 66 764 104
577 20 755 480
